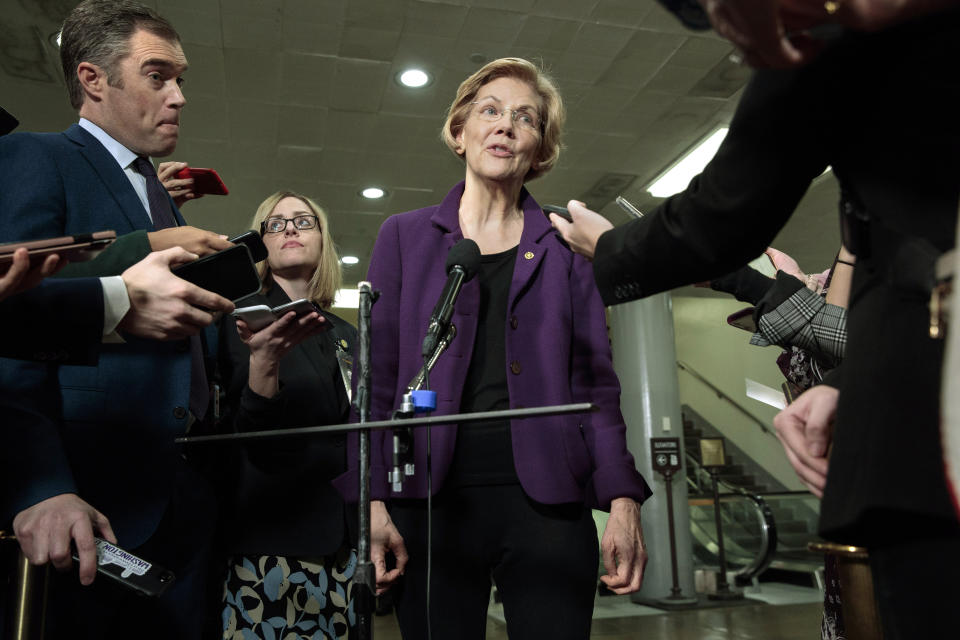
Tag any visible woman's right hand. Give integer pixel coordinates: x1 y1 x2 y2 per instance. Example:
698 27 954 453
765 246 806 281
370 500 408 594
238 311 327 397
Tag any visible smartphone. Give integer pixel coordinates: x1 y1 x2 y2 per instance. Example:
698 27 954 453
174 167 229 196
71 537 175 598
726 307 757 332
0 231 116 273
231 304 275 331
542 204 573 222
233 298 321 331
273 298 320 316
228 230 268 263
171 244 261 302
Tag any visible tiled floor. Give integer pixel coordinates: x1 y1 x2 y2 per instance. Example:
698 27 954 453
371 586 823 639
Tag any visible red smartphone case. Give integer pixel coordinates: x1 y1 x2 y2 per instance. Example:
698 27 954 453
174 167 229 195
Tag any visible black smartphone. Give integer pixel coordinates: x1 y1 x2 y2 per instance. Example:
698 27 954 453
228 230 268 263
542 204 573 222
72 537 175 597
171 244 261 302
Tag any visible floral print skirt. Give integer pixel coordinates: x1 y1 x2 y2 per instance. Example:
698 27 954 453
221 548 357 640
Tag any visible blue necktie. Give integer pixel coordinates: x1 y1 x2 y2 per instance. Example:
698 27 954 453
133 156 178 230
133 156 209 421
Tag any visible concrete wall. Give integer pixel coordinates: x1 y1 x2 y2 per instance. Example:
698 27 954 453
670 295 805 492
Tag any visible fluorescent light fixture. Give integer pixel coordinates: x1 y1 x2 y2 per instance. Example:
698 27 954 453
361 187 385 199
341 256 359 265
398 69 430 88
647 127 729 198
333 288 360 309
52 30 62 47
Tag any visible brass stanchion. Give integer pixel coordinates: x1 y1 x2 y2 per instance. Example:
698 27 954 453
1 531 49 640
808 541 883 640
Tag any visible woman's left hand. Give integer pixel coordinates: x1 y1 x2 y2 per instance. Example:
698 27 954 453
238 311 328 398
599 497 647 594
238 311 327 361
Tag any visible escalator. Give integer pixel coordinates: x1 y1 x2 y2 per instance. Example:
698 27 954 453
686 454 825 587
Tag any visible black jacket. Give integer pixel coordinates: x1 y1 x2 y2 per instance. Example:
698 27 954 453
593 10 960 544
216 284 357 556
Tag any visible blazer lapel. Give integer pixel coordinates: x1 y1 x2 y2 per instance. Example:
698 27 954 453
65 124 154 231
509 188 550 312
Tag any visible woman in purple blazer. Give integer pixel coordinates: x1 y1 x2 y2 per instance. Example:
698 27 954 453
348 58 652 639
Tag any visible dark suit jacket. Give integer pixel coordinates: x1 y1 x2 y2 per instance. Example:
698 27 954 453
592 11 960 544
0 124 196 548
217 285 356 556
0 277 103 364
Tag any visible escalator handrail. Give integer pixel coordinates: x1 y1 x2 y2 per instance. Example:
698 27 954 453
684 452 778 583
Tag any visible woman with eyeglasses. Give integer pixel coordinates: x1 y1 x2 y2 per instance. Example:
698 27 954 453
216 191 358 638
335 58 652 639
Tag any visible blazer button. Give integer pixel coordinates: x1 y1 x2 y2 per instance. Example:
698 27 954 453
510 315 518 330
510 360 521 374
173 406 187 419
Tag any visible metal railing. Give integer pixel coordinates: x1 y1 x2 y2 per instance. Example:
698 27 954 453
676 360 773 436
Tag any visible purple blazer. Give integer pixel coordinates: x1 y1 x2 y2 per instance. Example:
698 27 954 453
334 182 651 510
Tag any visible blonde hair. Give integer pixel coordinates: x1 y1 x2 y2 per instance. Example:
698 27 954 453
250 191 342 309
441 57 565 182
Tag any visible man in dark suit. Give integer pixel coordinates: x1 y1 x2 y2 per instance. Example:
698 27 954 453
0 1 234 637
551 8 960 639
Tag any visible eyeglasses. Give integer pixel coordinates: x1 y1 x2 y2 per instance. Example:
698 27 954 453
470 100 542 133
261 215 320 234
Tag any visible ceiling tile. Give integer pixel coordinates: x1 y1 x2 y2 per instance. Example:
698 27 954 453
162 6 223 48
338 27 401 62
567 22 635 59
224 49 282 99
222 14 281 50
514 16 581 54
669 35 733 68
530 0 600 20
280 53 337 107
589 0 655 27
277 104 328 148
282 20 343 56
345 0 406 30
457 7 527 44
644 63 707 95
328 59 390 112
403 2 469 36
227 101 279 147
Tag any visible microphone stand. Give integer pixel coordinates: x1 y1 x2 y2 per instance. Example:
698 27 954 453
355 282 377 640
391 324 456 491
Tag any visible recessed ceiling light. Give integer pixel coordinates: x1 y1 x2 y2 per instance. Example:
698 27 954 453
341 256 359 265
398 68 430 88
361 187 385 199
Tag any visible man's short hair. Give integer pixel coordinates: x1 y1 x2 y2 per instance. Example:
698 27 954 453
60 0 181 110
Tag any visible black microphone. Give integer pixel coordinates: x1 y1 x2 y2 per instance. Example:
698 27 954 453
421 238 481 358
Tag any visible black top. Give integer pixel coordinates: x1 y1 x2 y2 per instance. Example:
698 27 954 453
216 284 357 556
447 245 519 486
